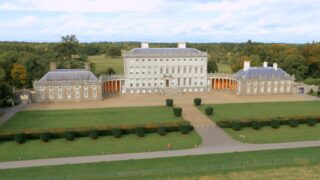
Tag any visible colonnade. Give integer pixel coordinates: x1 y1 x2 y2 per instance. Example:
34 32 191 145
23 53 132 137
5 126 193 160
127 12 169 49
103 80 121 93
211 78 237 90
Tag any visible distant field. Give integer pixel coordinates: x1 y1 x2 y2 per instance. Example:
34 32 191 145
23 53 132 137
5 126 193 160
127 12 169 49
88 55 123 74
224 124 320 143
0 131 201 162
198 101 320 122
88 55 233 74
1 147 320 179
0 106 184 132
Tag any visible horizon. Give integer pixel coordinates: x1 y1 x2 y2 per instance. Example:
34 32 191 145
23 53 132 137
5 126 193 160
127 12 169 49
0 0 319 43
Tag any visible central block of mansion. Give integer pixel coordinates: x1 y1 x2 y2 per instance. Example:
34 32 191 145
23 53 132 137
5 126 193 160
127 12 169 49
34 42 295 102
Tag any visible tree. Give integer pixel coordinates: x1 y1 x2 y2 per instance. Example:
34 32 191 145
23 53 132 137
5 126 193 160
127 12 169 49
106 68 116 75
207 60 218 73
280 53 308 81
317 86 320 97
10 63 27 87
105 46 121 57
0 67 5 81
0 82 13 107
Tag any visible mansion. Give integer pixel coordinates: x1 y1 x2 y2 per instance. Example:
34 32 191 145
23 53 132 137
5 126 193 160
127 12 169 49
33 42 295 102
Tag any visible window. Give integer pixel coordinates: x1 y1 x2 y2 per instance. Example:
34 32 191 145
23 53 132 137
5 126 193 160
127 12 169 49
172 68 174 73
184 67 186 73
58 86 62 90
130 83 133 87
84 90 88 98
67 86 72 90
67 91 71 99
260 86 264 93
92 85 97 89
49 86 54 91
76 91 80 98
84 85 88 89
189 67 192 73
195 67 197 73
160 68 163 74
253 86 257 93
93 89 97 97
41 92 45 99
287 85 291 92
40 86 45 91
178 67 180 74
58 91 63 99
200 67 203 73
166 68 168 74
247 87 250 93
49 92 54 99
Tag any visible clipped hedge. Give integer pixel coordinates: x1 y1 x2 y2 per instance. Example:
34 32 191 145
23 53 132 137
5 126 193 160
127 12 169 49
40 132 50 142
173 107 182 117
205 107 214 115
65 131 75 141
135 125 146 137
15 133 26 144
194 98 202 106
89 129 99 140
179 122 190 134
158 126 167 136
166 99 173 107
216 115 320 130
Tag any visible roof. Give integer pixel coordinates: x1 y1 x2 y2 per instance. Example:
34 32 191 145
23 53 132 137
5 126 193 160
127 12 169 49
124 48 207 57
38 69 98 82
235 67 293 80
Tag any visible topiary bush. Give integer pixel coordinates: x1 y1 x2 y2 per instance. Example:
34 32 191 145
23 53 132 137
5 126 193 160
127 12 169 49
166 99 173 107
89 129 99 140
173 107 182 117
306 118 317 126
65 131 75 141
205 107 214 115
40 132 50 142
193 98 202 106
251 121 261 130
15 133 26 144
135 125 146 137
288 119 299 127
158 126 167 136
270 119 280 129
112 128 122 138
179 122 190 134
231 121 241 131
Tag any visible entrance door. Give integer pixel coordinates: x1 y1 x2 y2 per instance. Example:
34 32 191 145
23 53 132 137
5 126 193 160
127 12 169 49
165 79 169 87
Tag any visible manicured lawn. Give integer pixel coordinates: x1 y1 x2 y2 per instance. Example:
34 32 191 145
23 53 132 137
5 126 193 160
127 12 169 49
1 147 320 179
198 101 320 122
224 124 320 143
0 106 184 132
217 63 233 73
0 131 201 162
88 55 123 74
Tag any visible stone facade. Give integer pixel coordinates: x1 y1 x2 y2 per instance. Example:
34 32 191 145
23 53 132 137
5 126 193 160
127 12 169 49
123 42 208 94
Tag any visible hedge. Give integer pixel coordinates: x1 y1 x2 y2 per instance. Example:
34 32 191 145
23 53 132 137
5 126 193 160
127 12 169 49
0 121 193 142
216 115 320 130
157 126 167 136
205 107 214 115
173 107 182 117
40 132 50 142
135 126 146 137
166 99 173 107
89 129 99 140
194 98 202 106
179 122 190 134
15 133 26 144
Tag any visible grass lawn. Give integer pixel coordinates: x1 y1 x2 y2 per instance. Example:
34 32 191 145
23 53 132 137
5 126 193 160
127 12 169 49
217 63 233 73
198 101 320 122
1 146 320 179
0 106 184 132
0 131 201 162
88 55 123 74
224 124 320 143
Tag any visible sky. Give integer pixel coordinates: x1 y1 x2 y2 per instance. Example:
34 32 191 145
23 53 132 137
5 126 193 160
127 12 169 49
0 0 319 43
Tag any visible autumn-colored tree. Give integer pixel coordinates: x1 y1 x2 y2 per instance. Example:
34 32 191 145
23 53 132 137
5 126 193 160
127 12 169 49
10 63 27 88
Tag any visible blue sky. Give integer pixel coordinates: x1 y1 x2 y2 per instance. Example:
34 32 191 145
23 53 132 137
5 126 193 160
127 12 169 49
0 0 319 43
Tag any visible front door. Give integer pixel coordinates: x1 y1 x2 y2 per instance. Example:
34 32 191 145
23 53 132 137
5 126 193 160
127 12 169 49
165 79 169 87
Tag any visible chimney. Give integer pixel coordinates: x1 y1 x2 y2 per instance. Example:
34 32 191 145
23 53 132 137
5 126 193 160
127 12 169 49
84 62 90 71
243 61 250 71
273 63 278 70
141 42 149 48
50 62 56 71
263 61 268 68
178 42 186 48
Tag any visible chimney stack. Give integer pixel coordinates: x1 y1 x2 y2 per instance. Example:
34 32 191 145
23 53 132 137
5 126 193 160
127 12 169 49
178 42 186 48
244 61 250 71
141 42 149 48
50 62 56 71
263 61 268 68
273 63 278 70
84 62 90 71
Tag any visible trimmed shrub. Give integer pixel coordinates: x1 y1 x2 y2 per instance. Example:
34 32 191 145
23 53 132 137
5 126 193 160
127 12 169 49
194 98 202 106
270 119 280 129
173 107 182 117
65 131 75 141
89 129 99 140
15 133 26 144
306 117 317 126
112 128 122 138
179 122 190 134
158 126 167 136
251 121 261 130
288 119 299 127
166 99 173 107
205 107 214 115
135 126 146 137
40 132 50 142
231 121 241 131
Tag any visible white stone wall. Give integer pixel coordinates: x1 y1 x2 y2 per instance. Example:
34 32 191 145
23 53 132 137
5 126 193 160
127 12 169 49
124 56 208 93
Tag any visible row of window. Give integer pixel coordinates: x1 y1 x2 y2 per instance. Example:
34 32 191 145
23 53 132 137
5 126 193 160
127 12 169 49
246 85 291 93
130 58 205 63
41 85 97 91
41 89 97 100
129 66 205 75
247 81 291 85
128 78 205 88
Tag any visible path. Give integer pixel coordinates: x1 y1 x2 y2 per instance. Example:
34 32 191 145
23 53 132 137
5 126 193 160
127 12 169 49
0 103 27 126
0 140 320 169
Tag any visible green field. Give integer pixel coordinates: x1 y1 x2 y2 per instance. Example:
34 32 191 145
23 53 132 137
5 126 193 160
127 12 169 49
0 106 184 132
1 146 320 179
88 55 123 74
0 131 201 162
217 63 233 73
199 101 320 122
225 124 320 143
